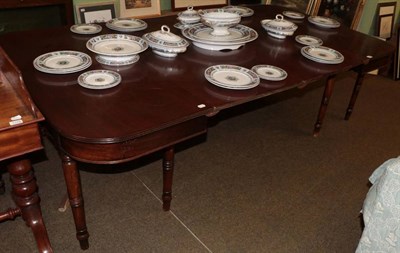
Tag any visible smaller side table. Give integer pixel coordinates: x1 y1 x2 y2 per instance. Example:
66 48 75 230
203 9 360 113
0 46 53 253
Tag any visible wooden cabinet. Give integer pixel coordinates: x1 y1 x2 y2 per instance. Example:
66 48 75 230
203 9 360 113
0 0 74 26
0 47 53 253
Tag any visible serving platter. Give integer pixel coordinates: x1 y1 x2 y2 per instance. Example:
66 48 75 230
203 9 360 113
295 35 323 46
204 64 260 90
78 70 121 89
106 18 147 32
222 5 254 17
182 24 258 51
33 50 92 74
251 65 288 81
301 45 344 64
308 16 340 28
86 34 148 57
70 24 102 34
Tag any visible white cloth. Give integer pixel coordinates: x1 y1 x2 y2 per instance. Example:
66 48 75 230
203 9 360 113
356 156 400 253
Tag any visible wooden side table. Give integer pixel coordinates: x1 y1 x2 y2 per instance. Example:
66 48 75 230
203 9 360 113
0 47 53 253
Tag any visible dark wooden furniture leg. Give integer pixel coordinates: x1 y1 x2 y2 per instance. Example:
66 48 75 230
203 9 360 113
61 154 89 250
345 71 365 120
7 159 53 253
313 75 336 137
162 146 174 211
0 173 5 195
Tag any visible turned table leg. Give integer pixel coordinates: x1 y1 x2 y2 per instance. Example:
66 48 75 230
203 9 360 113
61 154 89 250
313 75 336 137
345 71 365 120
0 173 5 195
7 158 53 253
162 146 174 211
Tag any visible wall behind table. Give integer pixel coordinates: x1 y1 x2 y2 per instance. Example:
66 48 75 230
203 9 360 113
357 0 400 35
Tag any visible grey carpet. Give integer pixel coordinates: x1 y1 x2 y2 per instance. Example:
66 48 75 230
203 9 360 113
1 72 399 253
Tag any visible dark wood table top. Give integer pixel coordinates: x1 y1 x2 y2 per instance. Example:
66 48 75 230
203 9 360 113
0 5 394 150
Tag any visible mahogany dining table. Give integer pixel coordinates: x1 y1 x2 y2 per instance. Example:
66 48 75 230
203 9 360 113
0 4 394 250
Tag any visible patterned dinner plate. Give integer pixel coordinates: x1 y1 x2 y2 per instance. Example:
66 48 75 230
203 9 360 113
308 16 340 28
204 65 260 90
33 50 92 74
251 65 288 81
282 11 305 20
78 70 121 89
295 35 323 46
70 24 102 34
223 5 254 17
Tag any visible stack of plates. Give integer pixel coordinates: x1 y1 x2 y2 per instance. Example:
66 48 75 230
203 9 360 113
182 24 258 51
33 50 92 74
308 16 340 28
106 18 147 32
301 45 344 64
204 64 260 90
86 34 148 66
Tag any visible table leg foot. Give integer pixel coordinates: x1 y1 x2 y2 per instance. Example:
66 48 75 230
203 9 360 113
61 155 90 250
162 147 174 211
8 159 53 253
313 75 336 136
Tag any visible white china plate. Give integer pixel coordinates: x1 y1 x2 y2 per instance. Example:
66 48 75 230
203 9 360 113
106 18 147 32
78 70 121 89
204 65 260 90
95 55 140 66
70 24 102 34
295 35 323 46
33 50 92 74
223 5 254 17
86 34 148 57
182 24 258 50
301 46 344 64
282 11 305 19
308 16 340 28
251 65 288 81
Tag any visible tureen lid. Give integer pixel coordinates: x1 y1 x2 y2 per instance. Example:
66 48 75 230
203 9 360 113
143 25 189 49
178 6 199 18
264 14 298 31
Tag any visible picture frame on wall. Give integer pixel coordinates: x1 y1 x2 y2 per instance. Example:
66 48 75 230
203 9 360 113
265 0 320 15
317 0 366 29
75 2 116 24
120 0 161 18
171 0 227 11
376 2 397 40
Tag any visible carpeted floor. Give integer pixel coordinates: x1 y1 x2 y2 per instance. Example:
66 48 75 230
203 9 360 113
1 72 399 253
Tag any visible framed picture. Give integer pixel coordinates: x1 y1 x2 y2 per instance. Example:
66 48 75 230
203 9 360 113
172 0 227 11
376 2 397 40
317 0 366 30
75 2 116 24
265 0 320 15
120 0 161 18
